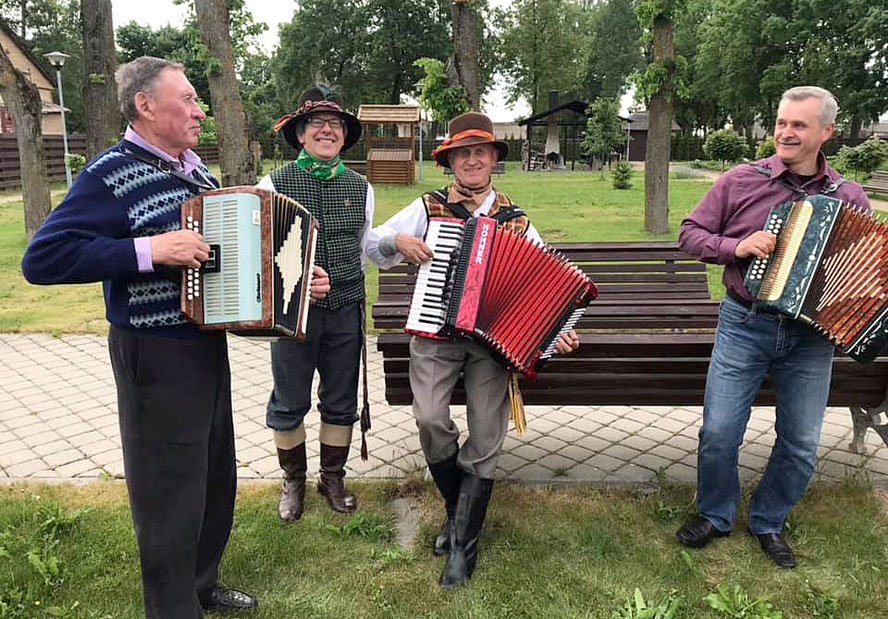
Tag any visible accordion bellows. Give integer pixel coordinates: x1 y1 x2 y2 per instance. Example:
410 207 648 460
181 186 318 339
744 194 888 362
406 216 597 379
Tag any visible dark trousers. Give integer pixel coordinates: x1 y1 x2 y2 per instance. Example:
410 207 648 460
108 326 237 619
266 302 362 430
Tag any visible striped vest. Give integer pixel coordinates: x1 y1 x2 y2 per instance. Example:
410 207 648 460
270 163 367 309
422 186 529 235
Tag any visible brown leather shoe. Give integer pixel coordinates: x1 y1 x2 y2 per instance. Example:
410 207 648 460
749 529 796 568
318 443 357 513
676 515 730 548
277 445 306 521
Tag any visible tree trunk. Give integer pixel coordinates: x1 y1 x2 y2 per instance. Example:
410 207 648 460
450 1 481 110
194 0 255 186
81 0 119 160
0 45 51 240
850 116 862 139
644 15 674 235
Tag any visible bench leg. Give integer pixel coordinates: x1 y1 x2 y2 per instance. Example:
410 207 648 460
849 400 888 454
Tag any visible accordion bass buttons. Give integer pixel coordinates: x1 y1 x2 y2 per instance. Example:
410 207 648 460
184 216 201 299
748 216 784 281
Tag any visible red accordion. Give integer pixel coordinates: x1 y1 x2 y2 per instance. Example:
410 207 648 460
405 216 597 379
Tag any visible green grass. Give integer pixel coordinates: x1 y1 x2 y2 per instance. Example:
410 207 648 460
1 479 885 617
4 162 714 334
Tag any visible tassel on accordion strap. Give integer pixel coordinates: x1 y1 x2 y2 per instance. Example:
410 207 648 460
508 372 526 434
360 300 371 460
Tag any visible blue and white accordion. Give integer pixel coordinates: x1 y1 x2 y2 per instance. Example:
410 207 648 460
744 194 888 362
180 186 318 339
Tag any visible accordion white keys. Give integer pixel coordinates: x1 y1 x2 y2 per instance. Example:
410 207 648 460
180 186 318 340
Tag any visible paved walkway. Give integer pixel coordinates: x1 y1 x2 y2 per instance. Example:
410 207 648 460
0 333 886 486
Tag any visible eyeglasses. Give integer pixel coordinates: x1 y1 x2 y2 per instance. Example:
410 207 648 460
307 116 344 129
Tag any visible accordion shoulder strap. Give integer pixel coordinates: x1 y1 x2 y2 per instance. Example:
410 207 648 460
422 190 474 220
749 163 846 196
490 205 527 223
423 189 527 223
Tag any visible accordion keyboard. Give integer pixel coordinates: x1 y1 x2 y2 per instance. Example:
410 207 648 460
405 220 465 335
756 199 813 301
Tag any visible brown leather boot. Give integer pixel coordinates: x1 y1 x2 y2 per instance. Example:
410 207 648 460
277 444 307 521
317 443 357 513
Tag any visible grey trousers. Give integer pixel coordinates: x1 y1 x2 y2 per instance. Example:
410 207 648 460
409 336 510 478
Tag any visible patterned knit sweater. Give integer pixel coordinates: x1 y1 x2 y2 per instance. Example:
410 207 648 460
21 140 218 337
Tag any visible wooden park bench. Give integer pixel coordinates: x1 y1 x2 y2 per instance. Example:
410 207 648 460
863 170 888 195
373 241 888 452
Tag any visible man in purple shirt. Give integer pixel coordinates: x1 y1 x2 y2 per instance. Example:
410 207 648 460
676 86 870 568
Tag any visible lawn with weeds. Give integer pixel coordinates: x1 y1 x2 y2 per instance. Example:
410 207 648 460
1 478 886 618
3 162 714 334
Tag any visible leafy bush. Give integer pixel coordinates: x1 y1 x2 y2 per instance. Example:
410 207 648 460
64 153 86 176
836 137 888 180
704 129 748 170
755 136 776 160
613 161 633 189
197 100 217 146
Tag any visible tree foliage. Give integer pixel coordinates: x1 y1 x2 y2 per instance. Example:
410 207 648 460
413 57 470 123
703 128 747 170
273 0 451 111
690 0 888 137
499 0 587 113
582 97 624 176
580 0 644 101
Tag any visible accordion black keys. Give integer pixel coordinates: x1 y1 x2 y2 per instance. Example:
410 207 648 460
744 194 888 362
406 216 597 379
180 186 318 339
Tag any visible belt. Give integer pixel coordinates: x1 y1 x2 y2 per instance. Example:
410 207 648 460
726 289 781 316
726 289 754 309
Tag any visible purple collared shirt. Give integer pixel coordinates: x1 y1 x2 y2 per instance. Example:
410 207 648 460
125 126 205 272
678 153 871 302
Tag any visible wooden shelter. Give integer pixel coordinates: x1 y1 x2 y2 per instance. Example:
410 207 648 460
357 104 421 184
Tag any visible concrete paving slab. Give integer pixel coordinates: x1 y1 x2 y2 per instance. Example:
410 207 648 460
0 333 884 489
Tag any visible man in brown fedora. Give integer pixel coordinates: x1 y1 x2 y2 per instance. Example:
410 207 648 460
366 111 579 588
258 85 384 522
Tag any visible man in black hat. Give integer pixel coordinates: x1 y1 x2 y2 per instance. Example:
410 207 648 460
258 86 382 522
366 111 579 588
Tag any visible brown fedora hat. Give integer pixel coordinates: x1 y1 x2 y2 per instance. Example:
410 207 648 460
273 86 362 152
431 111 508 167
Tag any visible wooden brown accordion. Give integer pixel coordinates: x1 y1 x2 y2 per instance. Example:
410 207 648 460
405 216 597 379
744 194 888 362
180 186 318 339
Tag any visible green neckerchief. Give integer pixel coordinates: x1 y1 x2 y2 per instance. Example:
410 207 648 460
297 148 345 181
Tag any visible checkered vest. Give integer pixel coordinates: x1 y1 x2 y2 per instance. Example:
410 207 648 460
270 163 367 309
422 186 529 235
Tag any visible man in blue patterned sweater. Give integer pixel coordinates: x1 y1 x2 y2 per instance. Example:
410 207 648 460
21 57 269 617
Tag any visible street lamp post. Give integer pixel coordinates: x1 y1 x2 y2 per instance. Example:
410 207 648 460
43 51 72 188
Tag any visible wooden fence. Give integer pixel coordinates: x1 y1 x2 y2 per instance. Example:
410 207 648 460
0 133 87 190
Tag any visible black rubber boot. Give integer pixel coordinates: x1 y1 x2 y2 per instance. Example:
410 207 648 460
439 474 493 589
427 453 462 555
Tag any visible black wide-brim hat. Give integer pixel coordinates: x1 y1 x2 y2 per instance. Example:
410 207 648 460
431 111 508 167
273 86 362 152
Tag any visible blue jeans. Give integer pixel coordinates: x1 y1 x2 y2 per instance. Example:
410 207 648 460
697 296 834 535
